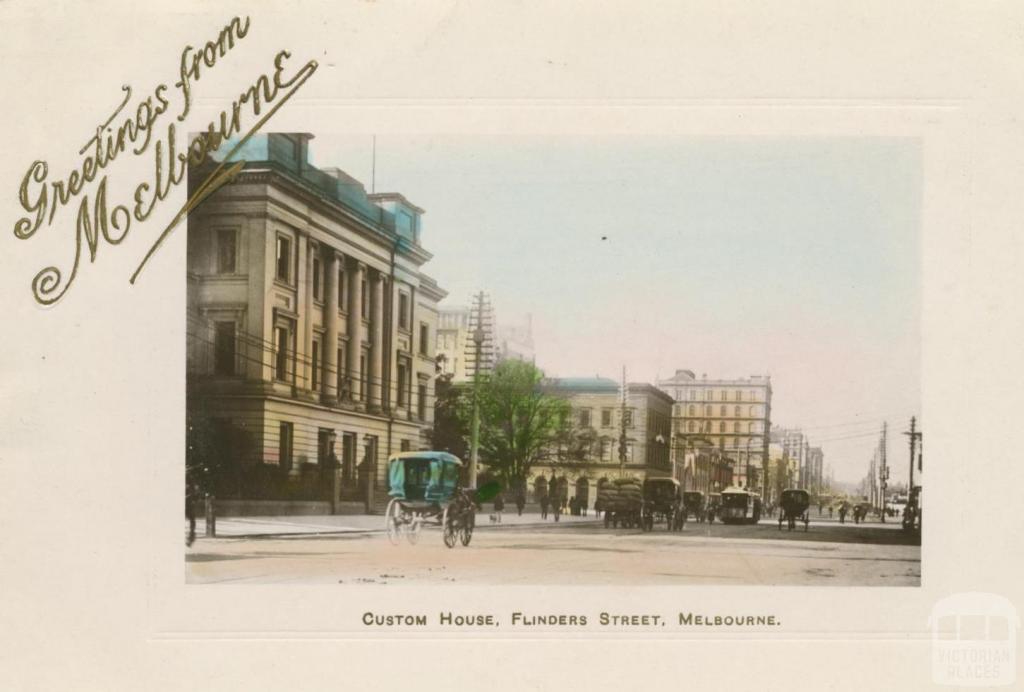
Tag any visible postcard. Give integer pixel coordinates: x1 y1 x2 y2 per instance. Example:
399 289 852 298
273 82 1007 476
1 2 1021 690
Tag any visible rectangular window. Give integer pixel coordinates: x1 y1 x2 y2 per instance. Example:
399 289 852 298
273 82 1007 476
312 254 322 301
399 293 410 329
400 439 412 452
417 382 427 420
601 409 612 427
419 323 429 355
397 362 408 406
275 235 291 282
279 422 293 470
216 229 236 274
311 339 321 391
623 408 634 428
275 326 289 381
579 409 591 428
214 321 235 375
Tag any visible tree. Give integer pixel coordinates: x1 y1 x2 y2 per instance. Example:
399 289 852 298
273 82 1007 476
467 360 570 488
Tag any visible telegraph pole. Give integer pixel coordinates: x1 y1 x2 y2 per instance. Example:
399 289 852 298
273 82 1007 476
879 422 888 521
618 366 628 476
905 416 918 489
466 291 493 490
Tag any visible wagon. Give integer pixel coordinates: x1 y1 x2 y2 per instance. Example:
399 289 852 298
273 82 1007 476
642 477 681 531
599 477 643 528
681 490 705 523
384 451 475 548
778 488 810 531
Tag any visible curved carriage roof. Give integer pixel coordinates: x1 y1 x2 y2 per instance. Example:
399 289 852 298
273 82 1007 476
721 486 757 495
388 451 464 466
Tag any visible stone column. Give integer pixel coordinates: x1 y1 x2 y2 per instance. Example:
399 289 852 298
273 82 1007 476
370 272 385 410
297 233 312 391
323 249 340 404
347 261 365 406
388 280 400 411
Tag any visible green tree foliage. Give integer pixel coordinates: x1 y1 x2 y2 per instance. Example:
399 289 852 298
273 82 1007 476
467 360 570 487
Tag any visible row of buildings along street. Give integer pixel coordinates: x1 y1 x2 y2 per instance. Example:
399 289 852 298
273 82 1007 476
186 132 893 523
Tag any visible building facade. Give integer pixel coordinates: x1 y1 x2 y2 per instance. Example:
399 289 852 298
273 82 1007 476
522 378 673 507
436 306 471 382
657 370 772 491
186 133 446 511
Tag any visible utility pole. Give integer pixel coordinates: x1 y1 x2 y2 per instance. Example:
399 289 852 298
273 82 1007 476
466 291 494 489
879 422 888 521
904 416 919 489
618 365 628 477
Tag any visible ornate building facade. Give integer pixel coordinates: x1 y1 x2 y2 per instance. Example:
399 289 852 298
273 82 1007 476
186 133 446 511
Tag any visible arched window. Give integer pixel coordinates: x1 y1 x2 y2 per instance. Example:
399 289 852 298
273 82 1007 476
733 421 740 433
688 405 695 416
734 405 741 417
688 421 695 432
719 422 726 433
749 405 757 417
720 405 726 416
748 422 756 433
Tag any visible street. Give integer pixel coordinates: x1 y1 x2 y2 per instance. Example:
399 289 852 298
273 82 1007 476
186 513 920 586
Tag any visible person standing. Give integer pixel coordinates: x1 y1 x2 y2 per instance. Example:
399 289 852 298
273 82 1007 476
515 491 525 517
493 491 505 524
540 492 549 520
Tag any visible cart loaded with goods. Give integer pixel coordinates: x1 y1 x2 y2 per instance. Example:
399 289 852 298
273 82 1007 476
599 477 644 528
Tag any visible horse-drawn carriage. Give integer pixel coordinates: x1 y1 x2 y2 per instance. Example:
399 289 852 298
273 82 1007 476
641 477 682 531
681 491 705 523
384 451 476 548
778 488 810 531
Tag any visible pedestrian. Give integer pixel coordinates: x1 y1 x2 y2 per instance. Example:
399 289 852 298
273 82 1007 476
838 505 847 524
540 493 549 520
515 491 525 517
493 491 505 524
828 505 834 518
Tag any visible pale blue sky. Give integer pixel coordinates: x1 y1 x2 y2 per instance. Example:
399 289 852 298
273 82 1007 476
312 135 921 484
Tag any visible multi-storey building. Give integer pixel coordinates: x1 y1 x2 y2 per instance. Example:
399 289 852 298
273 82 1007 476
436 306 471 382
186 133 446 511
658 369 772 490
523 378 673 507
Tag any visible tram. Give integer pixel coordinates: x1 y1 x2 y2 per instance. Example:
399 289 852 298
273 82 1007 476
718 486 762 524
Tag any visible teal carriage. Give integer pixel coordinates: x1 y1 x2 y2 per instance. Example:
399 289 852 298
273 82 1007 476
384 451 476 548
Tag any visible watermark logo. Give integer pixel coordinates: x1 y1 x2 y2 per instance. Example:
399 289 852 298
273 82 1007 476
930 592 1019 686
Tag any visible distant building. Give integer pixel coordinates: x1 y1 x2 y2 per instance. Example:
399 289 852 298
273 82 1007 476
495 313 535 365
186 133 446 512
521 378 673 507
658 369 772 491
436 306 472 382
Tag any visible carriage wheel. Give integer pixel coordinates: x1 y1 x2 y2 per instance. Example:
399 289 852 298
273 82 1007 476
385 499 402 545
442 506 458 548
459 510 474 546
406 515 422 545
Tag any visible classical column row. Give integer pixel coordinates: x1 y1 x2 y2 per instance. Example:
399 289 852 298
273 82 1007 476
292 239 397 413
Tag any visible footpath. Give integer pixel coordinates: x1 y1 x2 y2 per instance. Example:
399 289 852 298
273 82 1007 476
186 510 602 539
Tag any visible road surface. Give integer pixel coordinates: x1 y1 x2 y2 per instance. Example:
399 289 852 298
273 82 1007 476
186 516 920 586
